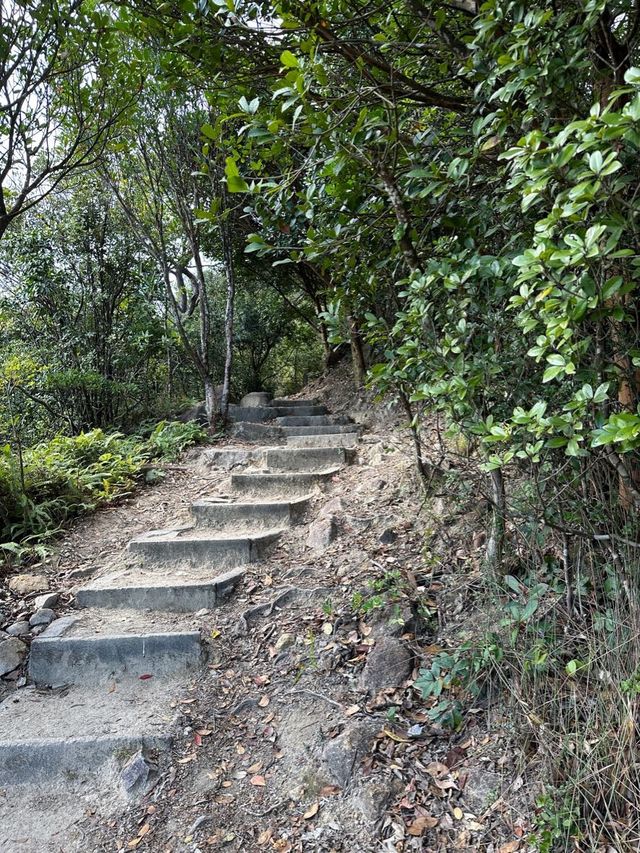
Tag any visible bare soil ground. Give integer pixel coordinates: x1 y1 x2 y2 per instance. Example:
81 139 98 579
1 363 535 852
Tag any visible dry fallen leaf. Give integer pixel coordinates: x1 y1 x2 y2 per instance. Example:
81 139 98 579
247 761 263 773
303 802 319 820
498 842 521 853
258 695 270 708
250 775 266 787
407 815 439 836
345 704 360 716
453 806 464 820
383 728 409 743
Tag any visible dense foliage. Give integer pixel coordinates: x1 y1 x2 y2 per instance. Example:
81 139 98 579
3 0 640 845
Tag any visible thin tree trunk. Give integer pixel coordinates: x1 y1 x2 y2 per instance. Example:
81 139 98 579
348 315 367 387
399 391 430 491
203 376 217 426
486 468 506 569
219 193 235 423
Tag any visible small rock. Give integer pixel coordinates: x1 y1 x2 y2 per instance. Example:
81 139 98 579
323 723 379 787
0 637 27 677
318 497 344 519
67 567 95 580
7 574 49 596
379 527 397 544
5 621 30 637
462 767 501 814
29 608 56 627
120 749 157 794
34 592 59 610
359 637 412 694
307 516 337 552
274 633 295 653
38 615 77 638
355 778 403 821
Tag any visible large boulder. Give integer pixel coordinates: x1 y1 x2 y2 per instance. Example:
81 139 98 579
240 392 272 408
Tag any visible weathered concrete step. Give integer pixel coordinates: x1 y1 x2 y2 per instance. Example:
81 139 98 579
191 496 310 531
275 415 342 427
265 446 353 472
230 421 283 443
128 527 282 567
280 424 357 436
201 447 263 469
75 567 244 612
272 405 327 417
227 403 278 422
29 615 204 686
271 398 319 407
286 433 359 448
0 681 176 783
230 468 340 497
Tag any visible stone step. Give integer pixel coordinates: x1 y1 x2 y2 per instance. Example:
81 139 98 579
75 567 244 612
0 680 176 783
271 398 319 407
280 424 357 436
272 405 327 417
227 404 278 422
29 612 204 686
275 415 343 427
201 447 263 469
230 421 283 443
286 433 359 448
30 631 203 687
128 527 282 567
191 496 310 531
230 469 340 498
264 446 352 472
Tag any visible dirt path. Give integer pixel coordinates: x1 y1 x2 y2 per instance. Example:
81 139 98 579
0 385 531 853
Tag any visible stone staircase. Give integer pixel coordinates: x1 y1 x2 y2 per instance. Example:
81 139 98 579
0 396 359 847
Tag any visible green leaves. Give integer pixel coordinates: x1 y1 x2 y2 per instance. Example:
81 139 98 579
280 50 299 69
224 156 249 193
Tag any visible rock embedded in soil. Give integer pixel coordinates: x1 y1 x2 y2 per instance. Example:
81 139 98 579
461 767 502 814
274 632 295 653
307 516 337 551
379 527 397 544
33 592 59 610
319 496 344 519
323 722 379 788
359 637 412 694
120 749 157 795
7 574 49 596
29 608 56 627
0 637 27 676
6 621 30 637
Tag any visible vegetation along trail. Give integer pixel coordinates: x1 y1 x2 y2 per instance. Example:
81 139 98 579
2 0 640 850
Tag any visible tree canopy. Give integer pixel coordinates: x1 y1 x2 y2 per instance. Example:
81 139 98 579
3 0 640 845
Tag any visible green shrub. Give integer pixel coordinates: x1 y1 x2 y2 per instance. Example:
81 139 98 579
143 420 208 461
0 421 208 553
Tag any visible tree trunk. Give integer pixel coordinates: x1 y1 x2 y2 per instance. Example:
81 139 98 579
399 392 430 491
486 468 506 569
203 376 217 426
219 193 235 423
